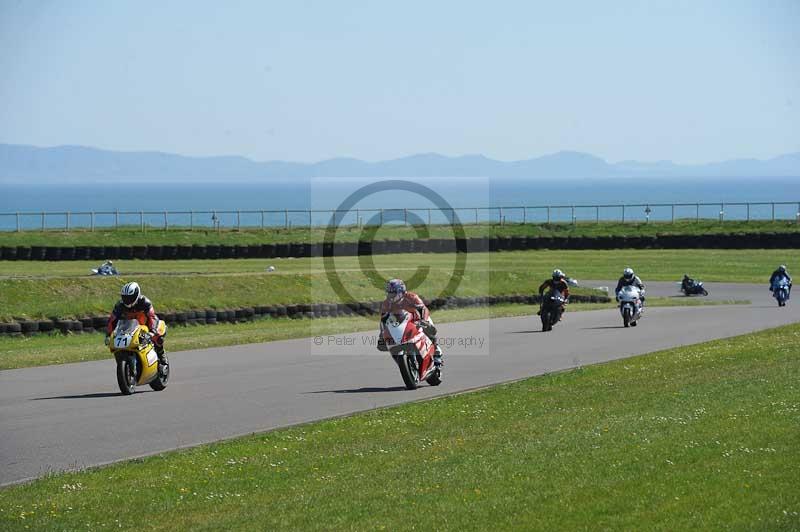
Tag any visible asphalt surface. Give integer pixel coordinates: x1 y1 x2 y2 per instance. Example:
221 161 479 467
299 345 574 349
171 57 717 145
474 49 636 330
1 281 797 486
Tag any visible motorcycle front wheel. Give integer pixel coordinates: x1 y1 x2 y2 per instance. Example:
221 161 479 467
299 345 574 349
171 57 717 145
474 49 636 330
395 352 420 390
116 357 137 395
541 310 552 332
622 307 632 328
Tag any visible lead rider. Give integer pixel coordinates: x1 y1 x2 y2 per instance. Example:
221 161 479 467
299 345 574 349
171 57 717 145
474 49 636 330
106 282 168 373
379 279 443 367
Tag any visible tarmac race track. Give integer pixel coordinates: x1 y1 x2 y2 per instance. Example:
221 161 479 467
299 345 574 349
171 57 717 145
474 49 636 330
1 281 797 486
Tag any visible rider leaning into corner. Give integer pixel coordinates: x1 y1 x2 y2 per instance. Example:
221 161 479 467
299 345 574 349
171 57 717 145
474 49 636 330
681 274 695 292
106 282 168 373
769 265 792 294
378 279 443 367
536 269 570 319
615 268 646 305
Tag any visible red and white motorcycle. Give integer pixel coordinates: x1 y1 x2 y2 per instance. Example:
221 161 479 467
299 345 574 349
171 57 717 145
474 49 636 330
380 311 442 390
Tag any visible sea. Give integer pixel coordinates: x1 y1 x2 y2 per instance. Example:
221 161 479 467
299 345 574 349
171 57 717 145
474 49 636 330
1 176 799 230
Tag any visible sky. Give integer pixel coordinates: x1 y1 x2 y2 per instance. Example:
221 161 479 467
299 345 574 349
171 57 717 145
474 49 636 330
0 0 798 164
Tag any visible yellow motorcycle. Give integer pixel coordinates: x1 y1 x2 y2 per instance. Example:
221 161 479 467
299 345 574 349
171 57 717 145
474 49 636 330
108 318 169 395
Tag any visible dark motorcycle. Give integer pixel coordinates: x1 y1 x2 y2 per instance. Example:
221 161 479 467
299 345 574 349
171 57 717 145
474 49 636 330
680 279 708 296
540 289 566 332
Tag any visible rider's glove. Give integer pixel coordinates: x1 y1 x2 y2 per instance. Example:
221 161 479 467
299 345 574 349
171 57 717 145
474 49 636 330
104 335 111 346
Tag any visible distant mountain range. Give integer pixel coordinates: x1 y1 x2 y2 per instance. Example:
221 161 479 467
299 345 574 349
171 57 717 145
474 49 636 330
1 143 799 182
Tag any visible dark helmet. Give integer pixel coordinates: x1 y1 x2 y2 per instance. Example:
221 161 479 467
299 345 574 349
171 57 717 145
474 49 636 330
623 268 634 280
683 274 689 280
120 282 140 308
386 278 406 302
552 269 564 280
778 265 787 273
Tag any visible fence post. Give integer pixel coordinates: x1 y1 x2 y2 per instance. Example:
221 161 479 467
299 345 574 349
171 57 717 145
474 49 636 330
91 211 95 232
236 210 241 231
621 205 625 223
140 211 144 232
356 208 360 227
115 209 119 229
475 208 478 225
746 203 750 222
772 203 775 221
523 207 527 224
719 203 724 223
547 206 551 224
595 206 599 223
380 209 384 225
696 204 699 222
427 208 431 226
404 208 408 225
41 212 45 232
671 204 675 223
164 210 168 231
571 205 576 225
308 210 312 228
15 212 20 232
66 211 70 231
499 207 503 225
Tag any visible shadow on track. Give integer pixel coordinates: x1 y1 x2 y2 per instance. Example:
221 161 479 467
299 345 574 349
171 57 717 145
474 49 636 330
307 386 408 394
509 330 545 334
32 391 151 400
580 326 624 330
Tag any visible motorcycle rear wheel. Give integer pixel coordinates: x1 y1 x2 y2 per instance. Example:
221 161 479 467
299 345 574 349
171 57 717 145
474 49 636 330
149 354 170 391
116 357 136 395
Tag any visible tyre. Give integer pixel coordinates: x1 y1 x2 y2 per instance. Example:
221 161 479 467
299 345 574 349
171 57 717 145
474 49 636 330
541 311 551 332
116 356 137 395
426 368 442 386
149 354 169 391
631 321 638 327
702 289 709 296
395 351 419 390
623 307 632 328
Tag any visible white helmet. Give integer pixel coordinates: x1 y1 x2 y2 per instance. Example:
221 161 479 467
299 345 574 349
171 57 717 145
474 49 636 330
552 269 564 280
623 268 634 280
121 282 140 308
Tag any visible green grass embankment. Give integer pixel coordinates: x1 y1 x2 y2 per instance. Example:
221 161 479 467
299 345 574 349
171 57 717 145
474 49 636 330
1 220 799 247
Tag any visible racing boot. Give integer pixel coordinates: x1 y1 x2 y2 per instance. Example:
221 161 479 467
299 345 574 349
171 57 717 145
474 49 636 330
433 343 444 367
155 343 169 376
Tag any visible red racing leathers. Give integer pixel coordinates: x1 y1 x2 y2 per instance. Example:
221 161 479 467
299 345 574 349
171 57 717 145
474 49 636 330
106 295 164 350
379 291 438 350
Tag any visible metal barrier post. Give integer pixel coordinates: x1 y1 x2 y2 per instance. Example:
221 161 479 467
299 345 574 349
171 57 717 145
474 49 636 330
66 212 70 231
547 206 550 224
41 212 45 231
284 209 288 228
671 204 675 223
772 203 775 221
91 212 95 232
746 203 750 222
115 209 119 229
621 205 625 223
140 211 144 232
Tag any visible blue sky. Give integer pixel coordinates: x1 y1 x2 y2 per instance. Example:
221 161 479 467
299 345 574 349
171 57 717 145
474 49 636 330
0 0 798 163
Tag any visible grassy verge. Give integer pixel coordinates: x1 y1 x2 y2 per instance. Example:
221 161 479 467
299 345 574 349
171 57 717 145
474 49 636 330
0 248 793 321
1 220 799 246
2 322 797 530
0 298 747 370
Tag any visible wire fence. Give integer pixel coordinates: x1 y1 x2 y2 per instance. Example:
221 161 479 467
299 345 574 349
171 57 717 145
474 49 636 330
1 202 799 232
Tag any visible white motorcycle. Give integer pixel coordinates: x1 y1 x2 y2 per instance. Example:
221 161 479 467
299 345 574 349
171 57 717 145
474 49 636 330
617 285 644 328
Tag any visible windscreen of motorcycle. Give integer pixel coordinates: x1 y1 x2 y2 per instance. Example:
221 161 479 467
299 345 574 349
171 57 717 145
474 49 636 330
385 312 410 344
113 319 140 349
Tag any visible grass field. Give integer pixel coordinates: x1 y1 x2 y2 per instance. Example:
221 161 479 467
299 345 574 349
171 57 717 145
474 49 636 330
0 298 745 370
1 322 796 530
0 248 793 321
1 220 799 247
